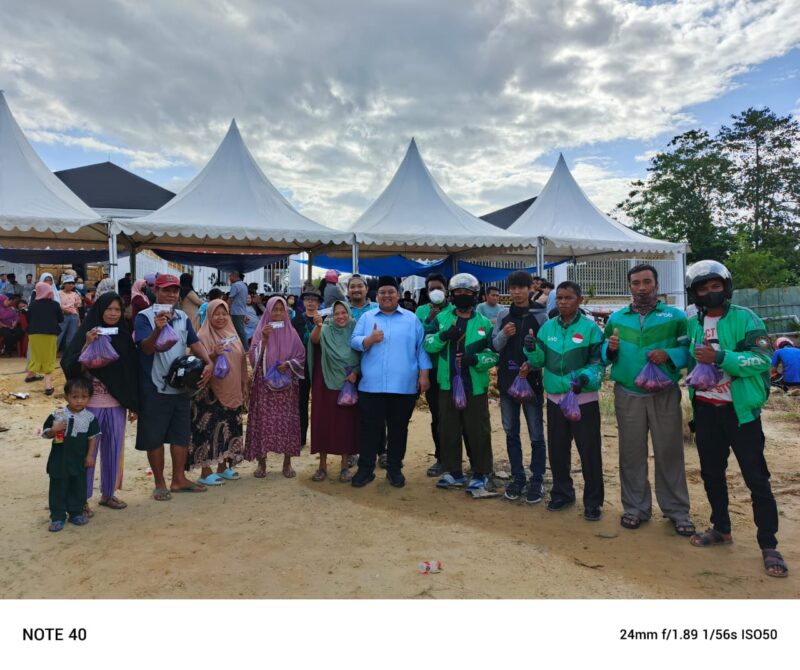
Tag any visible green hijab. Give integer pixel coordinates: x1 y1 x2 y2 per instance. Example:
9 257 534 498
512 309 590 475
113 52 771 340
308 300 361 390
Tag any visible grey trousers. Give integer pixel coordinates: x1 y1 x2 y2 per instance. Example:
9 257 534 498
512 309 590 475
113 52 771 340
614 384 691 523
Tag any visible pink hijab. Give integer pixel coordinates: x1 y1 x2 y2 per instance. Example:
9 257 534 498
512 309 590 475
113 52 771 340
34 282 54 301
132 279 149 305
248 296 305 378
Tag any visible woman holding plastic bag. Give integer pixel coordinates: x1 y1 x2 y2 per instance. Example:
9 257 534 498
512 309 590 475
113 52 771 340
307 300 361 482
244 296 305 478
187 299 248 486
62 292 139 516
525 281 606 521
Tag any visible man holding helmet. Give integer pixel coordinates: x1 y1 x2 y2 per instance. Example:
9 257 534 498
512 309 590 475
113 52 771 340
685 260 787 577
424 273 498 496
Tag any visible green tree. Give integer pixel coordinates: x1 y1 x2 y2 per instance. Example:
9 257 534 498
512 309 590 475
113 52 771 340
615 130 733 262
725 248 795 291
717 107 800 272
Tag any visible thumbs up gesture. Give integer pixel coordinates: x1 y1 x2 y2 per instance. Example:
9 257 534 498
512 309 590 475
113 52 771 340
607 327 620 352
367 321 384 347
694 335 717 364
523 328 536 352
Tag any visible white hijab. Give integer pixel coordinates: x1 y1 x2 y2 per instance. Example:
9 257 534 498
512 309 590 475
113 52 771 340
38 273 61 304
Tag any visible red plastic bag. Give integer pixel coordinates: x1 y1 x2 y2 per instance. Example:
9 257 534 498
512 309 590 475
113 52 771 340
452 369 467 410
507 362 534 403
265 362 292 391
634 361 674 392
684 362 722 391
154 323 179 352
78 334 119 369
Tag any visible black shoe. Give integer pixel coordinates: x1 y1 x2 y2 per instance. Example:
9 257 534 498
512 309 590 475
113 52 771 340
504 479 525 501
386 470 406 488
351 469 375 487
546 498 574 512
525 481 544 504
584 507 602 521
426 462 445 477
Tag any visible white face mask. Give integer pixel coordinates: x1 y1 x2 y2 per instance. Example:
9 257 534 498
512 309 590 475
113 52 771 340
429 289 445 305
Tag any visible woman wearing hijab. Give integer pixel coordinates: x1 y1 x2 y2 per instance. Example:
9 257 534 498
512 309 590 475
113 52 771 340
308 300 361 482
178 273 203 328
188 299 248 485
25 283 63 393
62 292 140 514
34 272 61 305
0 296 23 356
244 296 306 478
130 279 150 320
94 278 115 300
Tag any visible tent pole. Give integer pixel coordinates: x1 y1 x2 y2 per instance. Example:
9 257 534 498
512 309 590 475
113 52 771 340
351 239 359 275
107 226 118 285
450 253 458 276
306 252 314 287
536 236 545 277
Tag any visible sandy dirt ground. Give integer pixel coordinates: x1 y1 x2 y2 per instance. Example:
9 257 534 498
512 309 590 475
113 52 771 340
0 356 798 599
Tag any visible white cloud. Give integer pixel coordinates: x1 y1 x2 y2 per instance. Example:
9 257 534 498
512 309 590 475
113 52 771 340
1 0 798 226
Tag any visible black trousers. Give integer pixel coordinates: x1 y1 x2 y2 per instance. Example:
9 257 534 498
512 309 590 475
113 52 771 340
298 376 311 446
439 391 493 476
0 324 23 353
49 474 86 522
694 402 778 549
358 392 417 473
546 399 604 509
426 372 473 465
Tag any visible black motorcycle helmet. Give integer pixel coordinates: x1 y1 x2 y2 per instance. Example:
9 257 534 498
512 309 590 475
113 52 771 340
164 355 205 395
685 260 733 305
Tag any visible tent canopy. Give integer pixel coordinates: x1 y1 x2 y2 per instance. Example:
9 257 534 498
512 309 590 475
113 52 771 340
349 139 526 256
505 154 685 258
111 120 351 251
0 90 107 248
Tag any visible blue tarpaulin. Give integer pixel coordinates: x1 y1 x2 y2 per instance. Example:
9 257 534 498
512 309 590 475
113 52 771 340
152 249 289 273
298 254 565 281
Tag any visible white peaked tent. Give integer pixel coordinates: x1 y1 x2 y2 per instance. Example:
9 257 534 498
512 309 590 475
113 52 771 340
0 90 107 248
507 154 686 259
112 120 351 252
349 139 526 260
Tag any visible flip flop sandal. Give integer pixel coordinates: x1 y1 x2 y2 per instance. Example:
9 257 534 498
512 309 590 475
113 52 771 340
153 488 172 501
48 521 65 532
25 375 44 383
83 504 95 518
339 468 353 482
311 469 327 482
283 468 297 479
198 474 225 486
44 388 54 396
690 528 732 547
620 513 642 530
171 482 207 493
254 468 267 479
219 468 241 480
762 549 789 578
673 520 696 537
99 497 127 510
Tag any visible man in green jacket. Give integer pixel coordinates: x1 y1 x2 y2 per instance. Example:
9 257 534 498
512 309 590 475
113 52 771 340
684 260 787 578
603 263 694 536
525 281 606 520
424 273 498 496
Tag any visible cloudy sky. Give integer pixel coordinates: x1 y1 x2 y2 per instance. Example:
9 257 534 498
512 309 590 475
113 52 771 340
1 0 799 229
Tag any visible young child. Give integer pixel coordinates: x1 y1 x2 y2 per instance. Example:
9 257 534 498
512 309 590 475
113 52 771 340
41 377 101 532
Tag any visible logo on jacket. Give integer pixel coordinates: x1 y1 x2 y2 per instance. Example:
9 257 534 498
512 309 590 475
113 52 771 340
571 333 584 344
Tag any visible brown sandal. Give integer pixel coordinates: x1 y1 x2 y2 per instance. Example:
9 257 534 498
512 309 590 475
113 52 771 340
254 468 267 479
99 496 127 510
311 469 327 482
83 504 95 518
762 549 788 578
690 528 732 547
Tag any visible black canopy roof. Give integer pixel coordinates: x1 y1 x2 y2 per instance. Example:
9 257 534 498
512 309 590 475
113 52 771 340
55 161 175 210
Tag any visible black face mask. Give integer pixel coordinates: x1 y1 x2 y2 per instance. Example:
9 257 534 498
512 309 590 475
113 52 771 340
695 291 727 309
452 294 475 310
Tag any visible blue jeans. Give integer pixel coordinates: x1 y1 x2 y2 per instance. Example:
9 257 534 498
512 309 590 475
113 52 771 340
500 392 546 485
57 313 79 351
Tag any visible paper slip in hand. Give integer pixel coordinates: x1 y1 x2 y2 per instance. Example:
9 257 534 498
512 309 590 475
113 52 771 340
269 321 284 329
153 304 174 314
97 327 119 335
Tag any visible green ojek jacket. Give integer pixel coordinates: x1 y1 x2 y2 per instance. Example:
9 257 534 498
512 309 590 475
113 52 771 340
602 302 689 392
525 312 605 394
417 302 454 368
424 308 498 394
687 304 772 425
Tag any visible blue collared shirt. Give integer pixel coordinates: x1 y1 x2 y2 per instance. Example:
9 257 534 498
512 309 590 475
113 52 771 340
351 306 431 395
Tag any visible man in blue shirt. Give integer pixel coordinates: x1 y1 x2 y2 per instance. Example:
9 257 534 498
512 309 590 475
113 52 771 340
228 270 249 348
346 274 378 321
350 276 431 488
771 337 800 394
134 274 213 500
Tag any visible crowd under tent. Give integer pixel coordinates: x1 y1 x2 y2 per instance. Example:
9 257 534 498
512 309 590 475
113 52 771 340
0 91 108 251
347 139 529 271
